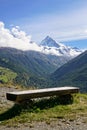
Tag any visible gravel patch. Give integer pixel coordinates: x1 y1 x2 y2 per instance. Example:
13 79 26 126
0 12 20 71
0 117 87 130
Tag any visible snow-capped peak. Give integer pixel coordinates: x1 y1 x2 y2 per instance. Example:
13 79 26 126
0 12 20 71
40 36 82 57
40 36 60 48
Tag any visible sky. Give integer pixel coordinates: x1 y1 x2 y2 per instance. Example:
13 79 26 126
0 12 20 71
0 0 87 49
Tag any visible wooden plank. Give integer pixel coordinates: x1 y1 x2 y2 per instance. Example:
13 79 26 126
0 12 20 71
6 87 79 103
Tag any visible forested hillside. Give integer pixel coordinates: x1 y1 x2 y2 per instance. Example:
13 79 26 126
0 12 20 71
0 47 70 87
51 50 87 92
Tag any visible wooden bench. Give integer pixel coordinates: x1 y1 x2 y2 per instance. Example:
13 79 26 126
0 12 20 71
6 87 79 103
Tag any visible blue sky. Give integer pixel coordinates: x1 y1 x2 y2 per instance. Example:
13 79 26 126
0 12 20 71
0 0 87 49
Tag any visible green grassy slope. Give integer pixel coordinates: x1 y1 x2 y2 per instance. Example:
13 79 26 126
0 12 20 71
0 66 17 84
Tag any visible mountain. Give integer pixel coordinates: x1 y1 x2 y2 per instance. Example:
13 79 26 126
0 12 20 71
51 50 87 92
40 36 60 48
40 36 82 57
0 36 83 88
0 47 71 87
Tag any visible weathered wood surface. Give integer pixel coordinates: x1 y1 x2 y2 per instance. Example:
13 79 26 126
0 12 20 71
6 87 79 103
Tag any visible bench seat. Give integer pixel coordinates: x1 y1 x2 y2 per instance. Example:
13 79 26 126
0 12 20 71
6 87 79 103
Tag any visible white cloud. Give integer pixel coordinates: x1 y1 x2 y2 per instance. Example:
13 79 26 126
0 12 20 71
0 21 41 51
0 21 83 56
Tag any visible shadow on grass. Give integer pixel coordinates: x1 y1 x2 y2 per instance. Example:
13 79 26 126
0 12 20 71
0 104 22 121
0 94 73 121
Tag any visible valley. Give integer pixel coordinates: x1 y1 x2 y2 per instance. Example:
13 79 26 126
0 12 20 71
0 36 87 93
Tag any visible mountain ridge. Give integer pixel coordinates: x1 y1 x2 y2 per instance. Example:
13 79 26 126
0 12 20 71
40 36 82 57
51 50 87 92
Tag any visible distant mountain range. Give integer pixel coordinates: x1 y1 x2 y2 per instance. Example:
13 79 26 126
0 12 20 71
0 36 85 91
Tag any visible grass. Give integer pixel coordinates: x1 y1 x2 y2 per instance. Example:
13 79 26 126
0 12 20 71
0 93 87 127
0 66 17 84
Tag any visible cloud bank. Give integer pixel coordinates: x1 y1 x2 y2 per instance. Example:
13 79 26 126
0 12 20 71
0 21 41 51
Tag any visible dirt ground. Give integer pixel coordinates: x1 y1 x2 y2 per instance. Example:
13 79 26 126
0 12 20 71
0 86 87 130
